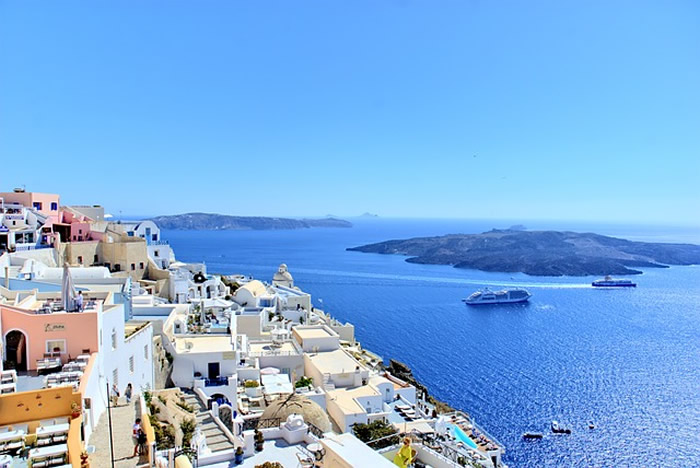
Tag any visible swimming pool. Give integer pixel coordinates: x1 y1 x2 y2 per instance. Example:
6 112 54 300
449 424 479 450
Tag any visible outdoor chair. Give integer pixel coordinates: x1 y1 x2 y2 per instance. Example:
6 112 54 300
296 453 314 467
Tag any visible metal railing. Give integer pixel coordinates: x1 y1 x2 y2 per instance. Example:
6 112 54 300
242 417 282 432
204 376 229 387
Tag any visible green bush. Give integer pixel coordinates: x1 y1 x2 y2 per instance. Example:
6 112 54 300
176 400 195 413
294 376 314 389
244 380 259 388
352 420 399 448
181 418 196 447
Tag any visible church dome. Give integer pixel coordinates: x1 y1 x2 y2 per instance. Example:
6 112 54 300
260 394 330 433
272 263 294 285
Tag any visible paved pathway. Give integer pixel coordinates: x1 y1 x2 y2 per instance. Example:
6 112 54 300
89 397 149 467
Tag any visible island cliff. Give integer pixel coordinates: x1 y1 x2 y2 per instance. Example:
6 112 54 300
348 229 700 276
150 213 352 230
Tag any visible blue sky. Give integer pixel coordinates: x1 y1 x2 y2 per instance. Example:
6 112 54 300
1 1 698 223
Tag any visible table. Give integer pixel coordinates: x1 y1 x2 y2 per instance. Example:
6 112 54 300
29 442 67 460
36 423 70 437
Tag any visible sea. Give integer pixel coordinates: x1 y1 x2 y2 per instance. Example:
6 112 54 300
162 218 700 467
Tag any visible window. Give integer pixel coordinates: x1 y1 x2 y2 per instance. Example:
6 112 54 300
33 202 42 210
127 231 134 237
111 329 117 350
152 234 158 241
144 344 149 360
131 263 136 271
139 262 144 270
50 202 58 211
154 250 159 257
105 262 111 270
114 264 121 272
46 340 66 353
94 254 99 263
77 256 83 264
112 368 118 388
78 229 82 234
129 356 134 374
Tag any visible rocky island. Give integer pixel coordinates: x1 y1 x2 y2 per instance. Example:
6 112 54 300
348 229 700 276
150 212 352 230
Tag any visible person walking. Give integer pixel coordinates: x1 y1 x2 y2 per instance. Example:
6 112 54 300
111 383 120 407
125 383 133 403
132 418 142 457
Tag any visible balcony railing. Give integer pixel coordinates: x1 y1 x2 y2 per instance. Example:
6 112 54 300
204 376 229 387
147 239 169 246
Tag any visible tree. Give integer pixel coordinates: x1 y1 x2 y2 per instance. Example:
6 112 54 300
351 420 399 448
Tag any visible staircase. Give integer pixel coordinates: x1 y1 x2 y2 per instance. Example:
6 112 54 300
322 373 335 392
181 390 235 453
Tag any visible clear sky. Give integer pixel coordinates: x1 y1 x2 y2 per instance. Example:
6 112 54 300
1 1 698 223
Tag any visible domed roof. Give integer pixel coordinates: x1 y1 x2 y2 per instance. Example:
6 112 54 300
260 394 331 433
273 263 294 283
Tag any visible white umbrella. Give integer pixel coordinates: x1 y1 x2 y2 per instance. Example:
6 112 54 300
61 264 76 312
260 367 280 375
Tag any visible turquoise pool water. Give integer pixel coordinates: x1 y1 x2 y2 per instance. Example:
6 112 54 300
449 424 479 450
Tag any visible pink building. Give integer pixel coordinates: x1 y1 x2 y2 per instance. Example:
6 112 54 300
1 304 99 371
0 189 60 219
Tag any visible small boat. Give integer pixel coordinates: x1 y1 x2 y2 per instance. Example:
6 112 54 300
522 432 544 439
592 275 636 288
551 420 571 434
588 421 595 430
463 287 531 305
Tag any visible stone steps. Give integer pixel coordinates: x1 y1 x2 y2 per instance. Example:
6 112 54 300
180 388 234 454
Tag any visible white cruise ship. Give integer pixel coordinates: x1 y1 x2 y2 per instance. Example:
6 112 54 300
463 287 531 305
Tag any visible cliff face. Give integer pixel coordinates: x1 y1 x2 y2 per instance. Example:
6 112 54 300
149 213 352 230
348 229 700 277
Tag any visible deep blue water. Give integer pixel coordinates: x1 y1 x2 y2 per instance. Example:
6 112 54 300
163 219 700 467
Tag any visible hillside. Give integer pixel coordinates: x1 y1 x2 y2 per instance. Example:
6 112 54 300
150 213 352 230
347 229 700 276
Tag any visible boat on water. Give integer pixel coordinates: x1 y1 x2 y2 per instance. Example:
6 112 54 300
592 275 636 288
522 432 544 439
463 287 531 305
588 421 595 430
551 420 571 434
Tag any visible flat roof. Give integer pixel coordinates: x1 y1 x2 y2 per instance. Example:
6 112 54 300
294 327 336 340
249 341 299 355
174 336 234 353
308 349 361 375
327 386 380 414
322 433 396 467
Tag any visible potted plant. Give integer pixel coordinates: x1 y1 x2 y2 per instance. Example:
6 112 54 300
235 446 244 464
71 401 81 419
254 429 264 451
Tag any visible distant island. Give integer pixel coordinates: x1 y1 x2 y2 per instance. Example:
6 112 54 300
347 229 700 276
150 213 352 230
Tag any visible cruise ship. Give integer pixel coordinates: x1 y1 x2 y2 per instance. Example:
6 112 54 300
592 276 637 288
463 287 531 305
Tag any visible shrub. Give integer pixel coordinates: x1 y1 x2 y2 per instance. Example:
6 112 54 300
176 400 195 413
180 418 196 447
352 420 399 448
294 376 314 389
244 380 259 388
143 390 152 405
158 395 167 405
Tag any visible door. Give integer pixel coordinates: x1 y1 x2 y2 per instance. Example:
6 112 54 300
208 362 220 380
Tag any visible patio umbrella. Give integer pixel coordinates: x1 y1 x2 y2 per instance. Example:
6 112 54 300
260 367 280 375
61 264 76 312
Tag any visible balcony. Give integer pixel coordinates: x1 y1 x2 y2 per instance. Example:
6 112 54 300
147 239 169 246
